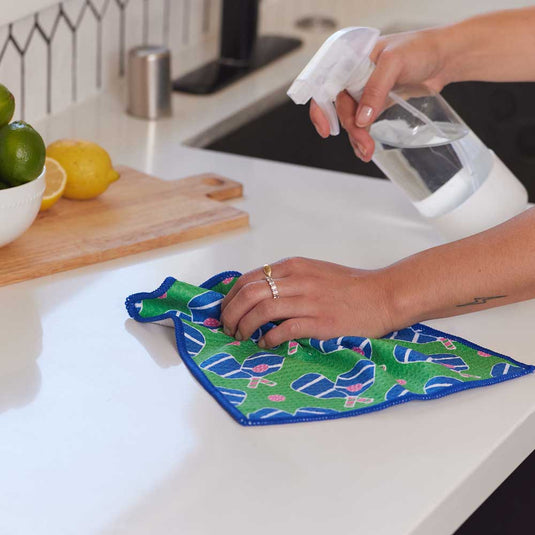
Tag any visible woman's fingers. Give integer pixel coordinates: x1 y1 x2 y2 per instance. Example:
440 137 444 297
335 90 357 131
221 257 314 314
348 134 374 162
355 48 403 128
221 258 321 339
221 279 271 337
221 276 303 337
220 268 263 312
309 100 330 138
221 261 286 312
259 317 319 348
335 91 375 161
310 89 377 161
236 296 314 342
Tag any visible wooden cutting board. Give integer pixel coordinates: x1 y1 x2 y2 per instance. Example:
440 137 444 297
0 165 249 287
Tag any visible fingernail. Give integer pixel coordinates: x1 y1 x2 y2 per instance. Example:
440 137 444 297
356 105 373 127
235 331 243 341
350 137 366 160
258 338 266 348
223 326 231 336
312 119 326 138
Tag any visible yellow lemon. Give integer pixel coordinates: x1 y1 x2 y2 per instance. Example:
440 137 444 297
40 157 67 211
46 139 120 200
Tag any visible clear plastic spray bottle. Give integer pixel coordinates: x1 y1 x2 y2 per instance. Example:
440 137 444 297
288 27 528 240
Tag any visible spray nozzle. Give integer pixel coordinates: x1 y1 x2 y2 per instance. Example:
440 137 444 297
287 27 380 136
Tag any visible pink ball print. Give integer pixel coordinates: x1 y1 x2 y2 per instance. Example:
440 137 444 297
203 318 220 328
268 394 286 402
222 277 234 285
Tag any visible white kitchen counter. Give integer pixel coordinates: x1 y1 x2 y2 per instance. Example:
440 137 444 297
1 39 535 535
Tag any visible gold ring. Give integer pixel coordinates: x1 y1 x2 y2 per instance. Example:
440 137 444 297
263 264 272 278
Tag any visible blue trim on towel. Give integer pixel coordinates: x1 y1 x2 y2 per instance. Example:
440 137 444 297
125 272 535 426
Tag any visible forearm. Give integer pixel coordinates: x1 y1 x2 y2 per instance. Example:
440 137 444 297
384 207 535 328
436 7 535 84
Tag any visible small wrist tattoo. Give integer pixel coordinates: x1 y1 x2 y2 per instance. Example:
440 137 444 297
456 295 507 308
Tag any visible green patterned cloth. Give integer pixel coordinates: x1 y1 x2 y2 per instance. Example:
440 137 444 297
125 271 534 426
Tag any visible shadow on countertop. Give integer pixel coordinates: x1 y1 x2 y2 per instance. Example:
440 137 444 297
0 292 42 413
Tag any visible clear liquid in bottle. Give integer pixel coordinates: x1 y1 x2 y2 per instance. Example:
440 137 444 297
371 120 493 218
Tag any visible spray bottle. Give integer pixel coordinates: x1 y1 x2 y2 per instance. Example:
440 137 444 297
287 27 528 240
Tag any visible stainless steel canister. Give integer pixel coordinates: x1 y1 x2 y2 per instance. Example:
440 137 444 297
127 45 172 119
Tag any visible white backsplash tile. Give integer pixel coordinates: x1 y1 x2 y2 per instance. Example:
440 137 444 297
24 23 48 122
10 15 35 49
101 1 121 89
146 0 166 46
124 0 145 59
49 15 73 117
0 0 221 125
75 5 98 103
61 0 85 28
0 34 22 121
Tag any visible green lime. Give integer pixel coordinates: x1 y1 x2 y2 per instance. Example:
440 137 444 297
0 84 15 127
0 121 46 186
0 181 9 190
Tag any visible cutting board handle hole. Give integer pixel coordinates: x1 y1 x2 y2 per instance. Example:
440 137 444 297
203 177 225 186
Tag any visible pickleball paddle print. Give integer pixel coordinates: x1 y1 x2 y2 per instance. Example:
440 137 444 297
291 359 376 407
491 362 526 378
310 336 373 358
181 323 206 358
200 352 284 388
126 272 535 426
218 387 247 407
188 291 223 328
386 375 466 401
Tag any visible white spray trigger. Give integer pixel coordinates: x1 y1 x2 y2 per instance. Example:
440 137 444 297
287 27 380 136
315 91 340 136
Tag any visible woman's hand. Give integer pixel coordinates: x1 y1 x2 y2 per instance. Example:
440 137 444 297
220 208 535 348
309 28 449 161
310 6 535 160
220 257 395 348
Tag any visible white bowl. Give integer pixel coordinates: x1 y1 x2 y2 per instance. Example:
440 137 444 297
0 167 45 247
